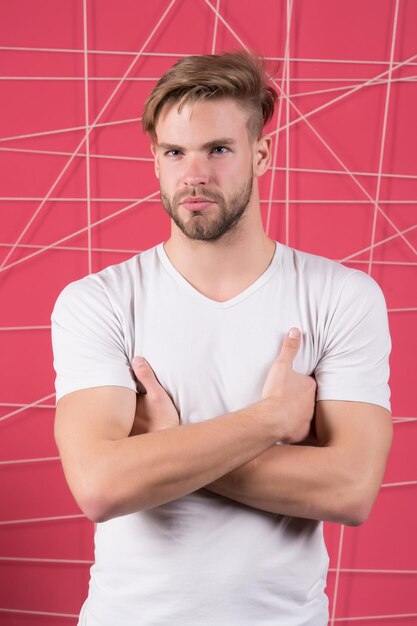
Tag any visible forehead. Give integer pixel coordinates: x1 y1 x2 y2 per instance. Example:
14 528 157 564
154 98 251 145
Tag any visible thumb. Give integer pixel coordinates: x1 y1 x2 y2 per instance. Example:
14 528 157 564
131 356 156 390
277 328 301 367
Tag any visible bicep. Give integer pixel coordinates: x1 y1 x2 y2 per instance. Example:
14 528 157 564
54 386 137 509
315 271 391 411
315 399 393 495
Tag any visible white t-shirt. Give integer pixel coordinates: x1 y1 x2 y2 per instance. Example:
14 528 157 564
51 241 391 626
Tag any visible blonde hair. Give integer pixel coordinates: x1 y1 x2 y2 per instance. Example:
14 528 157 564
142 50 277 141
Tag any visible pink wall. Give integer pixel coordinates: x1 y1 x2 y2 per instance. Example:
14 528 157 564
0 0 416 624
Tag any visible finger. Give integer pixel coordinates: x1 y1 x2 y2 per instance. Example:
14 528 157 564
276 328 301 366
131 356 155 392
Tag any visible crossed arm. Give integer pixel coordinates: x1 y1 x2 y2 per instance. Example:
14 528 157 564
55 342 392 526
204 399 392 525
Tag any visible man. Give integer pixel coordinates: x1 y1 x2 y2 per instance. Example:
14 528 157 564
51 51 392 625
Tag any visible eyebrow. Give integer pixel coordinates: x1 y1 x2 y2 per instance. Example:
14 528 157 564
157 137 236 152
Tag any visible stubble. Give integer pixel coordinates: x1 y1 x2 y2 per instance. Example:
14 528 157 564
160 168 254 242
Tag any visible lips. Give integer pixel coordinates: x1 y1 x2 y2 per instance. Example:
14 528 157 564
180 196 215 212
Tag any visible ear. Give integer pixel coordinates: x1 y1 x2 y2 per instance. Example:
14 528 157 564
253 134 272 177
150 142 160 179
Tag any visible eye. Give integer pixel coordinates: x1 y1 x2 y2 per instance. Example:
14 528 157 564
211 146 229 155
165 149 182 157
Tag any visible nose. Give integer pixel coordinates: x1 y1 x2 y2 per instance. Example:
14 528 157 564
183 155 209 187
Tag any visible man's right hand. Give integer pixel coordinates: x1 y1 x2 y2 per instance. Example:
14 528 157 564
259 328 316 444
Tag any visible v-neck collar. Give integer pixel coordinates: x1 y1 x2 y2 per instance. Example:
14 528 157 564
156 241 282 309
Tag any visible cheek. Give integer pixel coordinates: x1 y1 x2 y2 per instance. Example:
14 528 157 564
157 163 179 187
156 166 168 189
213 158 239 181
158 171 181 202
219 157 252 182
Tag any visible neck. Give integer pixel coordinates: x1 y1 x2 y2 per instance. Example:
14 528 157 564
162 191 276 302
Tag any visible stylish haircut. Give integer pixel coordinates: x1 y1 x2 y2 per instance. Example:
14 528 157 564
142 50 278 141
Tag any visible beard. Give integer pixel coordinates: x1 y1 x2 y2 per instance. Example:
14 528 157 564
160 167 254 242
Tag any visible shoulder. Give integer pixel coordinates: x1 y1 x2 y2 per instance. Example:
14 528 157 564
280 243 353 280
279 244 385 303
52 245 160 316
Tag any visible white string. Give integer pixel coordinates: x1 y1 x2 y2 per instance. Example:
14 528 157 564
0 46 191 58
268 52 417 139
3 145 415 177
0 116 141 144
0 456 59 465
285 0 292 245
333 613 417 622
368 0 400 275
0 400 412 419
348 261 417 266
0 514 85 526
202 0 417 259
1 242 417 266
0 450 414 487
329 568 417 574
0 195 154 201
330 525 345 626
2 44 417 66
269 86 417 259
1 4 415 621
0 607 78 618
288 76 416 101
0 190 160 274
381 480 417 487
340 221 417 263
392 417 417 423
265 4 292 235
211 0 220 53
0 325 51 331
83 0 92 274
4 196 417 203
0 243 141 254
0 402 55 408
2 145 416 177
268 166 417 180
0 0 177 270
0 556 92 564
1 75 415 84
0 145 153 161
0 76 161 81
0 393 56 422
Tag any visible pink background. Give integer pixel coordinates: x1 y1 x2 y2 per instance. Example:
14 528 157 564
0 0 416 624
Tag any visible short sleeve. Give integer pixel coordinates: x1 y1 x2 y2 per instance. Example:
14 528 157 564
314 271 391 411
51 278 137 402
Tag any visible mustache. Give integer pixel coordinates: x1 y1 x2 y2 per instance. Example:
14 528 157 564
175 189 224 204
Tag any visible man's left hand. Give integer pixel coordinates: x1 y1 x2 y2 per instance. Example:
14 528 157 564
129 357 180 436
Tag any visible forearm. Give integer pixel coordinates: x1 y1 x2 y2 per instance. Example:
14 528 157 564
205 400 393 526
88 403 278 522
205 443 365 525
